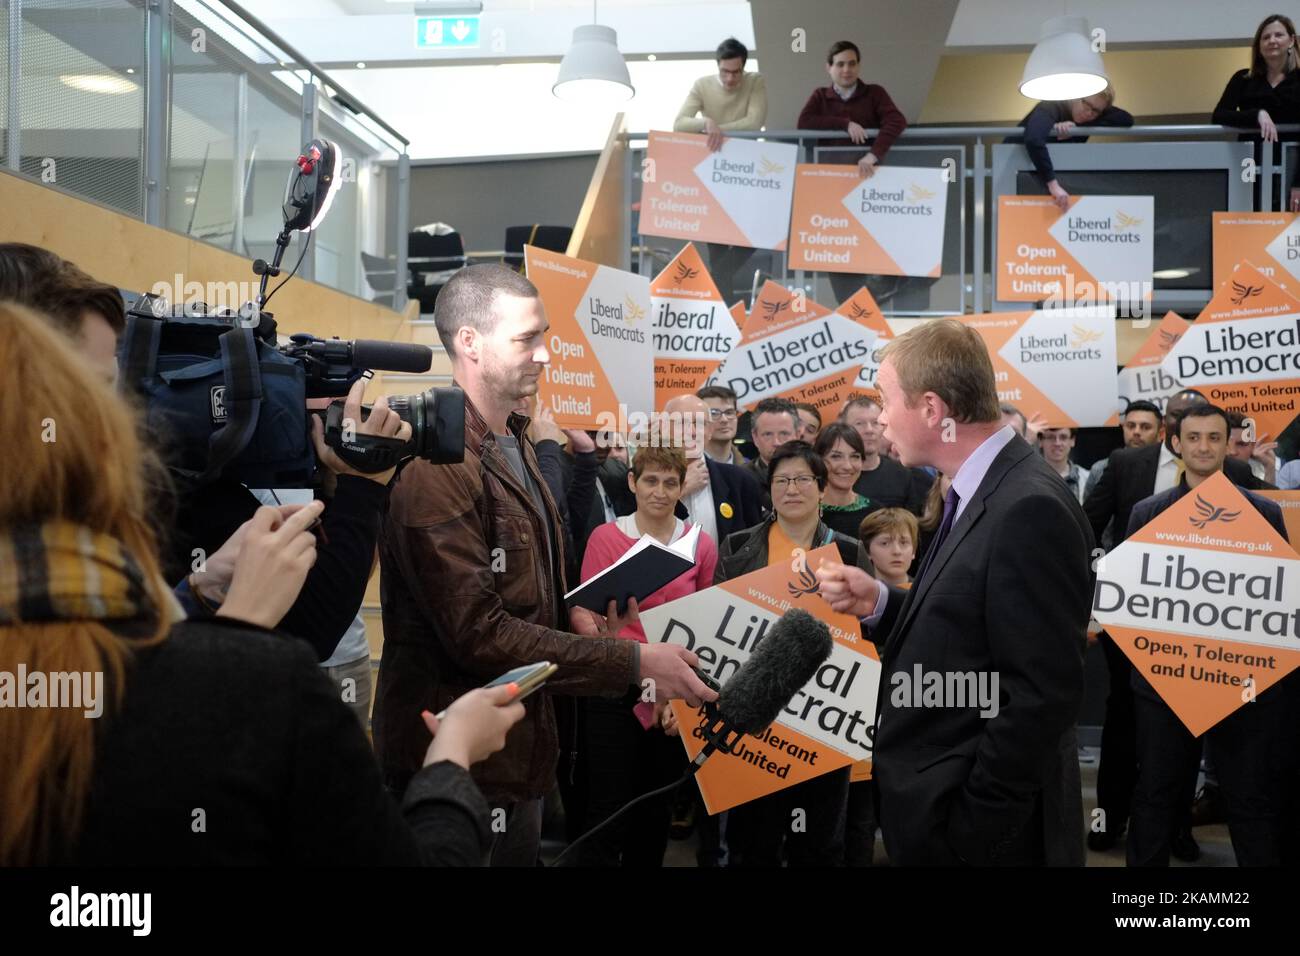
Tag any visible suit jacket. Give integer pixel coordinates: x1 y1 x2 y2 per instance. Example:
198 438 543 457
1083 443 1267 550
872 434 1095 866
578 458 636 559
704 457 764 543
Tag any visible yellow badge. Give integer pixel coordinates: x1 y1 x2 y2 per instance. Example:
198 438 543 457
719 502 734 519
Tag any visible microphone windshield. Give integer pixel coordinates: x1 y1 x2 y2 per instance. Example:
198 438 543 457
351 339 433 373
717 608 832 734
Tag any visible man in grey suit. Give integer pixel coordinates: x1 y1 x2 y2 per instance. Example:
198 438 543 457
818 318 1095 865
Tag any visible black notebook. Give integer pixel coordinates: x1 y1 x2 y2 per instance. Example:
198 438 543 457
565 524 702 614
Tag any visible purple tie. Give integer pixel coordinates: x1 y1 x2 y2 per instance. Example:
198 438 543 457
916 486 960 587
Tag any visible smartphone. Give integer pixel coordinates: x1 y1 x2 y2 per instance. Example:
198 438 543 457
485 661 557 703
434 662 557 721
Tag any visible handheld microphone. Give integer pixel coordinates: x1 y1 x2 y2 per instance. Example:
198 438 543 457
690 608 833 772
548 609 833 866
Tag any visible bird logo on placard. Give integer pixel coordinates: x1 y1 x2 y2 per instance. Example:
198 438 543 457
1114 211 1143 230
909 183 936 201
672 261 699 286
787 565 821 598
758 156 785 175
1070 325 1103 348
848 302 875 320
624 295 645 323
1230 281 1263 306
760 299 790 321
1157 329 1183 352
1188 495 1241 529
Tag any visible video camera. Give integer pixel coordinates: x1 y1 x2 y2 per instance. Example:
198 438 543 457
117 139 464 488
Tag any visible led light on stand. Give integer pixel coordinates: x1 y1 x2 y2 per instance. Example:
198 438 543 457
307 143 342 232
1020 16 1107 101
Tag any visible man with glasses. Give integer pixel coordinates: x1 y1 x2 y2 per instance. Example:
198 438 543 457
661 393 762 548
1006 87 1134 211
675 38 768 298
1037 427 1090 505
698 384 747 466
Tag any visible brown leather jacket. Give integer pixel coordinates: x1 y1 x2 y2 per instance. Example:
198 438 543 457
373 393 637 804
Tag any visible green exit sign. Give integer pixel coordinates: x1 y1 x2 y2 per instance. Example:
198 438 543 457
415 16 481 49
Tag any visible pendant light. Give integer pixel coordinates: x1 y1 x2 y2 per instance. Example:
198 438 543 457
554 1 634 104
1020 15 1108 101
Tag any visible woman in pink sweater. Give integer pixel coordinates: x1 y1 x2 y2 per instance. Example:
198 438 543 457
569 445 717 866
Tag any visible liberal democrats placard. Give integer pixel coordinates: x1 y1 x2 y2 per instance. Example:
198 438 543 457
1093 472 1300 735
962 306 1118 428
997 195 1153 306
525 245 653 429
1108 311 1191 425
639 545 880 814
649 243 742 410
788 164 948 277
641 131 798 251
1213 213 1300 294
1161 261 1300 443
713 280 876 419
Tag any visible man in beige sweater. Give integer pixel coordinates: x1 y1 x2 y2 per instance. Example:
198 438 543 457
673 37 767 300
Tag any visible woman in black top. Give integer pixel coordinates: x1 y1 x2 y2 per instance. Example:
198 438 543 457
0 302 524 866
813 423 879 539
1007 86 1134 211
1212 15 1300 140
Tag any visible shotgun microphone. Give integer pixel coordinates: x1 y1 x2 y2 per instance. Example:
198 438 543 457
690 608 833 771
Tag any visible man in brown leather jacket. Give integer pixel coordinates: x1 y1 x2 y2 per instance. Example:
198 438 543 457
374 264 714 866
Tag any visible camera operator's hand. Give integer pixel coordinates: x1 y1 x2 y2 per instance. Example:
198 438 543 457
311 378 413 486
190 503 307 604
420 684 526 770
216 500 324 629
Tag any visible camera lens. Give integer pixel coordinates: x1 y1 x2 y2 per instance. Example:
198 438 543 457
385 387 466 465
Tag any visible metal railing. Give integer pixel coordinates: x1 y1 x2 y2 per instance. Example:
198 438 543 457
625 124 1299 317
1 0 412 307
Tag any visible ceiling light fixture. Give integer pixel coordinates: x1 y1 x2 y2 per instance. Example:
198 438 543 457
1020 15 1107 101
554 1 634 104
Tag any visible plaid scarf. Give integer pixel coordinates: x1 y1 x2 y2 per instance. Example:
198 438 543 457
0 522 172 627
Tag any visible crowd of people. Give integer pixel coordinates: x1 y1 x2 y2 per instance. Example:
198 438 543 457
4 16 1300 870
677 17 1300 296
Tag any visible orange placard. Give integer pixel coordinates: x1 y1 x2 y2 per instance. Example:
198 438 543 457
1093 471 1300 735
712 280 876 420
640 131 797 251
1161 261 1300 443
997 195 1153 305
835 285 890 407
788 164 948 277
638 545 880 813
525 245 652 429
649 243 742 410
1212 213 1300 294
1257 490 1300 547
960 307 1118 428
1108 311 1191 425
